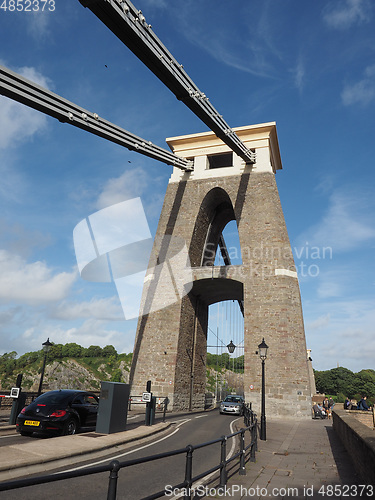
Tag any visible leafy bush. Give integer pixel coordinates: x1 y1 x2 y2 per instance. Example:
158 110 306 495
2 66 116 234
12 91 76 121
314 367 375 399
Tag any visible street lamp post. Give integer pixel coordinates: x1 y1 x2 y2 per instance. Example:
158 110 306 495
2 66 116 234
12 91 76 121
37 338 53 397
258 338 269 441
207 341 236 402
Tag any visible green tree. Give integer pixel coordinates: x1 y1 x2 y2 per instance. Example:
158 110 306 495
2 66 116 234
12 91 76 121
16 351 40 368
62 343 83 358
49 344 63 360
314 367 375 399
110 369 123 382
102 345 118 358
0 352 18 375
234 355 244 372
86 345 103 357
315 367 354 395
355 370 375 398
0 351 17 362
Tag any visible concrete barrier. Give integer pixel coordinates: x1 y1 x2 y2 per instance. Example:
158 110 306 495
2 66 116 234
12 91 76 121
333 409 375 485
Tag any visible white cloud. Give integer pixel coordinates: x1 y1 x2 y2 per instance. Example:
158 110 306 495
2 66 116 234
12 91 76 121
292 57 305 91
48 318 133 353
0 151 28 202
305 298 375 371
306 314 330 330
323 0 371 29
0 64 50 149
296 188 375 252
52 297 123 321
164 1 281 79
141 0 167 9
0 249 76 305
341 64 375 106
96 168 150 209
0 306 22 326
27 12 51 40
0 218 51 257
317 280 343 299
313 263 364 300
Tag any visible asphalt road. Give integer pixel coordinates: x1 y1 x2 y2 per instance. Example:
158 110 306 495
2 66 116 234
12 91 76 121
0 413 146 446
1 410 243 499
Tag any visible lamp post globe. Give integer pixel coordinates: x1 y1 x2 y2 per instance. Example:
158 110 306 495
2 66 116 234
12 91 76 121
227 340 236 354
37 338 53 397
258 337 268 441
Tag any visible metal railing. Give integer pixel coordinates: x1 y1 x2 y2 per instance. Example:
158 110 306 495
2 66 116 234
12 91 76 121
0 391 39 411
0 405 257 499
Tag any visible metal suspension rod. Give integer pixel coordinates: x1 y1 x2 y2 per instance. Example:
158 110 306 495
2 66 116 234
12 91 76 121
79 0 256 164
0 65 193 171
218 234 244 316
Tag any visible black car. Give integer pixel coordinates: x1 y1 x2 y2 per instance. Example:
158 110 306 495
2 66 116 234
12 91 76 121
16 389 99 437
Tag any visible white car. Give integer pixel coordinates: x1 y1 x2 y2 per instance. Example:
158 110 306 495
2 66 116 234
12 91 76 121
220 395 244 415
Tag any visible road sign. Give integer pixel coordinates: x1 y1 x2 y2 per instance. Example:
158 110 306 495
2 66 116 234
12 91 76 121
10 387 20 398
142 392 152 402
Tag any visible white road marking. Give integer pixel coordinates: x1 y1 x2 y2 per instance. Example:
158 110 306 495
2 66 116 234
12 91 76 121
55 418 191 474
194 415 208 419
170 416 242 499
228 417 241 458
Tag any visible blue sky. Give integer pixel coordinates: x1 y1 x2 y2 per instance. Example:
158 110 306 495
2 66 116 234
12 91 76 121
0 0 374 372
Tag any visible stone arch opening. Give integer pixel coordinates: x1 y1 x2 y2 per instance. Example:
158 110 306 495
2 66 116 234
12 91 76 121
189 186 239 267
207 299 245 399
191 277 243 305
216 220 243 266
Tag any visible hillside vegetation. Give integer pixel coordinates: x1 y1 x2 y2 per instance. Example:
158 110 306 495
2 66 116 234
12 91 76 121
0 345 245 396
4 345 370 403
0 343 132 392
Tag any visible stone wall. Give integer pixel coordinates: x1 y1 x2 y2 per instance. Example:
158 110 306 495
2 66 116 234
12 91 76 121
333 409 375 485
130 170 311 416
130 124 312 416
350 410 375 429
240 171 311 418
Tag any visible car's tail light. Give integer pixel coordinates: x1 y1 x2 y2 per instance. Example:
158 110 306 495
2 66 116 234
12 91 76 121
37 404 46 406
20 407 26 414
50 410 67 418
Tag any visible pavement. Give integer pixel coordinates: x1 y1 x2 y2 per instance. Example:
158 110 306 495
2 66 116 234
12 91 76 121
0 411 368 499
218 417 367 500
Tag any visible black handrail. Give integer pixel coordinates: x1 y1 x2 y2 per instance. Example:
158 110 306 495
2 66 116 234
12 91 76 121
0 405 257 499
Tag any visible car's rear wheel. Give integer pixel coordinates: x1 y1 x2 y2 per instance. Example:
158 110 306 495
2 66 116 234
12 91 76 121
20 430 33 437
63 418 78 435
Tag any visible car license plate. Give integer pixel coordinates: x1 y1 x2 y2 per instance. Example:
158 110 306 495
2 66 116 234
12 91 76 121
24 420 40 426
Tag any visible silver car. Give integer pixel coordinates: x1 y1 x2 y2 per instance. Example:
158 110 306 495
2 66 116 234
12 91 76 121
220 395 244 415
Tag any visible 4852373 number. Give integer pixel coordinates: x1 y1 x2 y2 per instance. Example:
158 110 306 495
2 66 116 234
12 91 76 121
318 484 374 497
0 0 55 11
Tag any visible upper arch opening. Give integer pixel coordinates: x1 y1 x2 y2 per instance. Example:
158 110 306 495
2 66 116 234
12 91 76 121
189 187 238 267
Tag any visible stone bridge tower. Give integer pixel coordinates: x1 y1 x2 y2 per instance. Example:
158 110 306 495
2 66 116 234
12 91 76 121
129 122 312 418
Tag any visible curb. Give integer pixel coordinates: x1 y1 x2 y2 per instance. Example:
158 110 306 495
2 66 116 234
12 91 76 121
0 421 172 481
0 425 16 435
